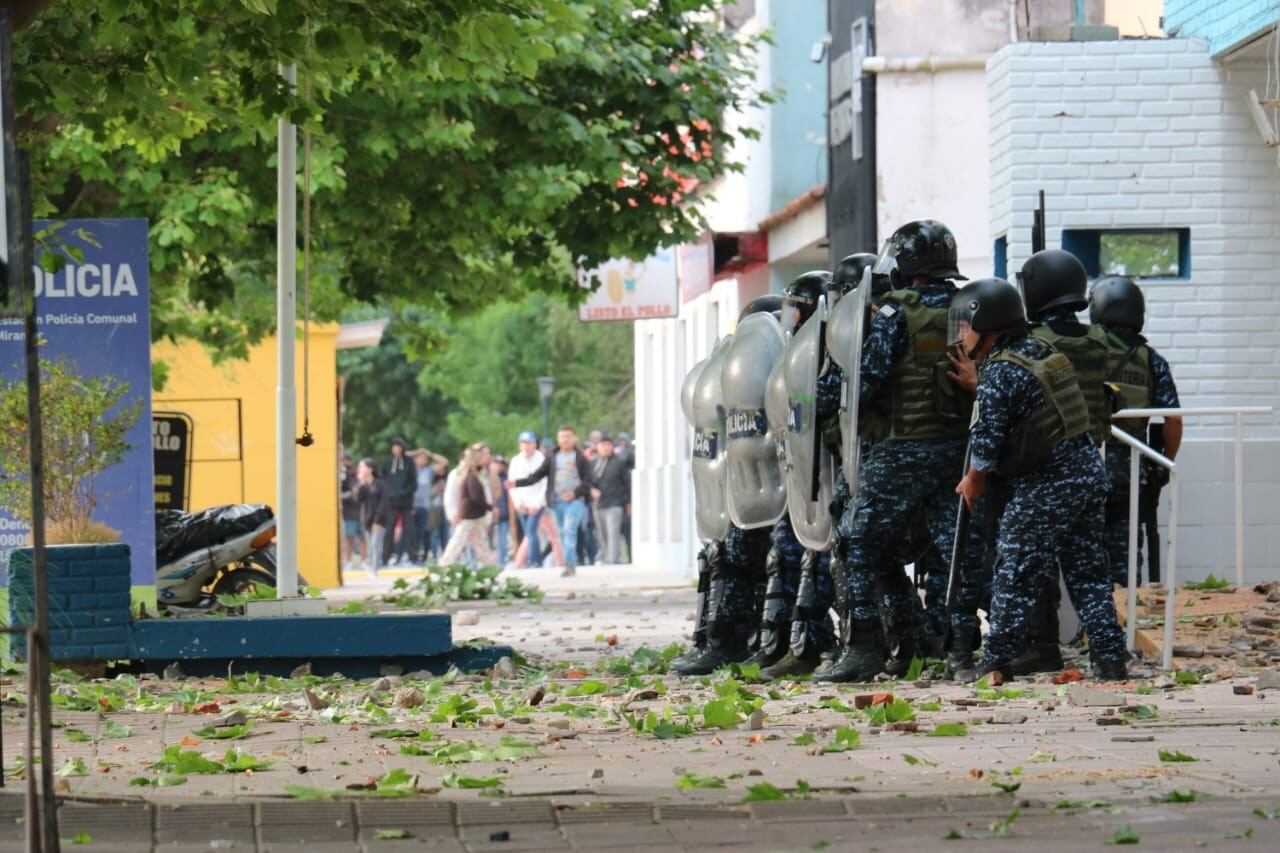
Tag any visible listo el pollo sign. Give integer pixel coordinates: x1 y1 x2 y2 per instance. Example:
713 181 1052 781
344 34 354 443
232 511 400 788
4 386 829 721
578 247 678 323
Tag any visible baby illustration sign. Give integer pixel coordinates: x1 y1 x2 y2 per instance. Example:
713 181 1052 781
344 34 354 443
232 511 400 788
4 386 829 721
578 247 678 323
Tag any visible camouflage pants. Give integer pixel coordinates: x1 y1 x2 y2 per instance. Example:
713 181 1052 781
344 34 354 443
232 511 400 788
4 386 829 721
980 472 1127 667
711 524 771 647
758 517 805 658
838 439 982 625
790 547 836 658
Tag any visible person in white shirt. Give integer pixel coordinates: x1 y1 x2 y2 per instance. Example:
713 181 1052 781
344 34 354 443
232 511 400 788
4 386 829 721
508 431 564 568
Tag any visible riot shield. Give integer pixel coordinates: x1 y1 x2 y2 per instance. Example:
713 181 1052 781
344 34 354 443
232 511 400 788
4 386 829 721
722 312 788 529
825 266 870 489
782 297 835 551
689 337 733 542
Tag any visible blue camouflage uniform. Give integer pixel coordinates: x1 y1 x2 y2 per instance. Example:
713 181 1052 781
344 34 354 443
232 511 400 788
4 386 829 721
757 515 806 659
715 524 772 649
1102 332 1180 584
970 335 1127 670
836 282 984 633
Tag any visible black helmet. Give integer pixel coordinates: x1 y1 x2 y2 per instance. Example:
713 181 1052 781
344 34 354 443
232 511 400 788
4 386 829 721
738 293 783 322
781 270 831 330
1017 249 1088 318
1089 275 1145 332
876 220 966 286
949 278 1027 344
832 253 876 290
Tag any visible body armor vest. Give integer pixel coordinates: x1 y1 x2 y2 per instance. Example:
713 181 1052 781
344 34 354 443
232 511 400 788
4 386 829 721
1101 330 1153 442
883 290 971 441
1031 323 1112 444
989 340 1091 476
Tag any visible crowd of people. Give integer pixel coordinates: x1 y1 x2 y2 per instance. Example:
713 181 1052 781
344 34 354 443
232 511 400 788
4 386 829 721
339 427 634 577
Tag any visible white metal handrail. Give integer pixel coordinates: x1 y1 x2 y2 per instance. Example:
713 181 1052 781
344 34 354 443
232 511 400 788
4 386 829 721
1111 405 1274 671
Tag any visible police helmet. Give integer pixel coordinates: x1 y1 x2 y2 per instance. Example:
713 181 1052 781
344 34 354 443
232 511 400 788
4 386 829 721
738 293 783 322
1089 275 1145 332
875 220 966 288
780 270 831 331
949 278 1027 345
1017 249 1088 319
828 253 876 307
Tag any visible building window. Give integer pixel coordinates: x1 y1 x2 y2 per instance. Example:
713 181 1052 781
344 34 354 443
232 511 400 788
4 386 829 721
1061 228 1191 279
993 235 1008 279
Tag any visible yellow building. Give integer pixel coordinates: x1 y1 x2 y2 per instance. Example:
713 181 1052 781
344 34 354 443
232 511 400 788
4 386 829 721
153 326 342 589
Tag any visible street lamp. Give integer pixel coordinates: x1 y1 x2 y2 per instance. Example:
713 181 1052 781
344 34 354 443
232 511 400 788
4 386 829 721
537 376 556 443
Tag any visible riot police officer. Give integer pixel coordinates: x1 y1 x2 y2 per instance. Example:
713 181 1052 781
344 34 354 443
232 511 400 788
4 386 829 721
1089 276 1182 584
951 277 1128 682
749 272 832 674
820 221 982 683
672 296 782 675
1001 249 1114 675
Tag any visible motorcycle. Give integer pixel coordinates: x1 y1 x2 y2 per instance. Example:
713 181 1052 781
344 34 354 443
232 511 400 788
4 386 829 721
155 503 300 612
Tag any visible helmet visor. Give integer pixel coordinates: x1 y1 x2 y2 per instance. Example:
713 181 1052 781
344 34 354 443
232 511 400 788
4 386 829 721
871 238 899 277
948 294 978 347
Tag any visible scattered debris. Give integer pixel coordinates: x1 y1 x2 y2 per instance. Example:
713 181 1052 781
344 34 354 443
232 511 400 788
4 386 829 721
455 610 480 626
392 688 425 709
1066 685 1125 708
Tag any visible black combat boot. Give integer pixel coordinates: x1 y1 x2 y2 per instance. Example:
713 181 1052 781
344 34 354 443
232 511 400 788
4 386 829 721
758 651 818 680
813 618 886 683
671 564 753 676
958 659 1012 685
1091 656 1128 682
1009 587 1064 675
671 640 751 676
945 624 981 681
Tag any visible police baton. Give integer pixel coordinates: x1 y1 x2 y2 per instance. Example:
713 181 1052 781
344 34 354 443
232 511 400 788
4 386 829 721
942 440 974 648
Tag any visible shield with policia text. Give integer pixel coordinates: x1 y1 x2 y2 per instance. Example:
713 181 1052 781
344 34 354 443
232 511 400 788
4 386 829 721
781 295 835 550
825 266 870 490
722 310 787 529
682 337 732 541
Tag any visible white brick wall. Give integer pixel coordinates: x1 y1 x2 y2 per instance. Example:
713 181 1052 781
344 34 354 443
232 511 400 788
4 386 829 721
988 38 1280 580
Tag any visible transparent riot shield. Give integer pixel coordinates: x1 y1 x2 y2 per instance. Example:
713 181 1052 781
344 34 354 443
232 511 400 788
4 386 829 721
825 266 870 490
689 337 732 542
782 296 835 550
722 312 787 529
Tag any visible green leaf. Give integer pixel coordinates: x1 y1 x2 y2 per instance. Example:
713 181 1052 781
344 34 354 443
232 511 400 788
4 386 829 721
701 699 744 730
928 723 968 737
370 728 420 739
56 757 89 777
1130 705 1158 720
65 728 93 743
1253 807 1280 819
918 701 942 712
70 832 92 845
1184 573 1229 590
375 829 412 840
221 749 271 773
1107 826 1141 845
1175 671 1201 685
992 780 1021 794
1054 799 1111 812
564 679 609 697
905 657 924 681
303 736 329 745
1153 789 1200 804
866 698 915 725
284 784 340 801
944 829 966 840
441 773 503 789
792 733 817 746
821 727 860 754
102 720 132 739
1157 749 1198 763
157 773 188 787
989 808 1021 838
193 724 251 740
742 782 787 803
153 746 222 775
375 768 419 795
674 772 725 789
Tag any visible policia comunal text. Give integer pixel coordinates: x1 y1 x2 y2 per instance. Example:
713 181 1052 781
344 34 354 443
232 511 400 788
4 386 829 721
673 221 1181 684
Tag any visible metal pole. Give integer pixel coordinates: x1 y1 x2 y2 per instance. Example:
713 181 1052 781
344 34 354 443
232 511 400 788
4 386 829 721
275 64 298 598
1234 411 1244 588
19 151 56 853
1162 469 1179 672
25 637 37 852
541 398 550 444
1126 447 1140 654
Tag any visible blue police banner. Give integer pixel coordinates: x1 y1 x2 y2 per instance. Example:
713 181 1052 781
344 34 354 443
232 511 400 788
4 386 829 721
0 218 154 588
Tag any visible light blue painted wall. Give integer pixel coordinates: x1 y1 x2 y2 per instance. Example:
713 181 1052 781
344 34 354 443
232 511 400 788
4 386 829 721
767 0 829 214
1164 0 1280 56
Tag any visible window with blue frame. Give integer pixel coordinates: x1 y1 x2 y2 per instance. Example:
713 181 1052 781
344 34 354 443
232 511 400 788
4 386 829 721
992 235 1008 279
1061 228 1190 279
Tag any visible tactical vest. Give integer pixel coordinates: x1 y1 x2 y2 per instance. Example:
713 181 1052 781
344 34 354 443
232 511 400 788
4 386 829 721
988 341 1091 475
1031 323 1112 444
1101 330 1153 442
883 290 971 441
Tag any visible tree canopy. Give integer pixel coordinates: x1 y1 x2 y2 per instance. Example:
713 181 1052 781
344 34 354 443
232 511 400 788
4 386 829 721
14 1 759 358
339 300 633 463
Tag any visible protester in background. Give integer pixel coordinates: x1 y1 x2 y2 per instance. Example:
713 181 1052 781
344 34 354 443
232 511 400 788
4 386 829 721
491 455 512 566
616 432 635 555
440 446 498 565
356 458 387 575
427 460 449 562
590 433 631 565
508 425 593 577
411 448 446 564
340 454 365 571
382 437 417 566
443 456 470 566
580 439 600 566
509 431 564 568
